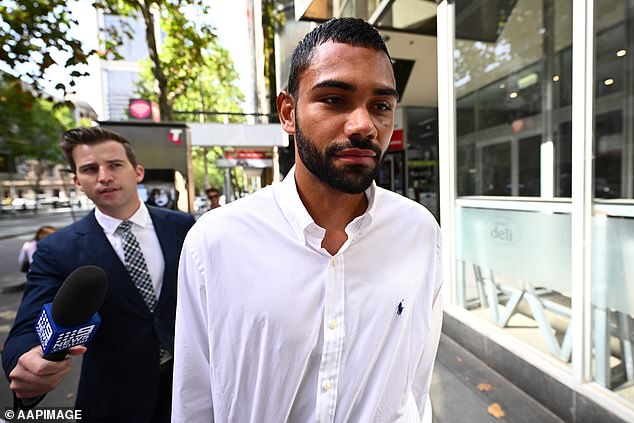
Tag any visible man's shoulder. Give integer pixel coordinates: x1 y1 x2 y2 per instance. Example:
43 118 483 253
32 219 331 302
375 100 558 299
148 206 196 227
207 185 275 216
188 186 277 237
375 187 429 216
375 187 437 223
43 212 95 239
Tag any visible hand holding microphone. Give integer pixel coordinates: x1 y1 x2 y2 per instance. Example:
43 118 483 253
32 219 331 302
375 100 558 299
9 265 108 401
36 265 108 361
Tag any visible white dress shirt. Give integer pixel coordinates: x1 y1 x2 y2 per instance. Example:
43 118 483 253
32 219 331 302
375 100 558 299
173 168 443 423
95 202 166 298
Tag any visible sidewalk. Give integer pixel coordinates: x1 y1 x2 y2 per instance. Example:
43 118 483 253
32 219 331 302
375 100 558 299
431 334 563 423
0 328 562 422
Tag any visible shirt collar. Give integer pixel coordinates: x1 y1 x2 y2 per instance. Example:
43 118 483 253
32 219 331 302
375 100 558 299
276 166 377 245
95 202 150 235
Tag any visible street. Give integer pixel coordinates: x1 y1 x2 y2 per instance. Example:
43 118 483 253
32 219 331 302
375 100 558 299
0 209 90 412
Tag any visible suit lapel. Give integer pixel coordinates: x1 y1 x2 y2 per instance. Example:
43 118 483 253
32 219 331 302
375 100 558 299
148 207 178 313
76 211 152 313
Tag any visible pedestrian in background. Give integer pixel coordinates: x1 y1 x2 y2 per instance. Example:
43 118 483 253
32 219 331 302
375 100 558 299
172 17 442 423
205 187 221 210
17 225 56 273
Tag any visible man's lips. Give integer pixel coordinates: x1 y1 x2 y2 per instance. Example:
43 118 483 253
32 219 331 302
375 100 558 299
98 187 119 195
334 148 377 158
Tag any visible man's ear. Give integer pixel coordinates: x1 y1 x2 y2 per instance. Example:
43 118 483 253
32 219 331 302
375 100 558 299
73 174 84 192
277 91 296 135
135 164 145 184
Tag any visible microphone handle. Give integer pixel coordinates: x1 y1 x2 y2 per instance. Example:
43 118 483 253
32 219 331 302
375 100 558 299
44 350 67 361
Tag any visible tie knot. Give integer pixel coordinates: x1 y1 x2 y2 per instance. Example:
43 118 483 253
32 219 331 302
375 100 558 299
118 220 133 233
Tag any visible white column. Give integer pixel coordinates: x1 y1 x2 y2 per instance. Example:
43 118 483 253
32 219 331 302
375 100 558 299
571 0 594 385
436 0 457 306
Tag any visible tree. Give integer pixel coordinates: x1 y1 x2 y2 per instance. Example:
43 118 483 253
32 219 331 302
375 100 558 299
135 42 245 124
94 0 225 122
1 0 228 121
0 76 77 198
261 0 285 124
0 0 95 99
134 14 246 196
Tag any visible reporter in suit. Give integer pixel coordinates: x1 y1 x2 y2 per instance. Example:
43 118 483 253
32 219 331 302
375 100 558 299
1 127 196 422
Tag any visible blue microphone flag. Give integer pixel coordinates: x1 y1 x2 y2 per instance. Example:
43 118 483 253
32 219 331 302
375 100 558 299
35 303 101 356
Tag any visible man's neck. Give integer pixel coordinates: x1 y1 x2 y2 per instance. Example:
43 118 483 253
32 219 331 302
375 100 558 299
294 166 368 255
97 199 142 221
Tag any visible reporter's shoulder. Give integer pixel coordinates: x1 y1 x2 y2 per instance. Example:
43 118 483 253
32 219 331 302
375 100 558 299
150 206 196 226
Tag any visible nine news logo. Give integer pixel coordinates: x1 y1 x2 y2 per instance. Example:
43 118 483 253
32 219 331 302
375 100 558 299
35 303 101 355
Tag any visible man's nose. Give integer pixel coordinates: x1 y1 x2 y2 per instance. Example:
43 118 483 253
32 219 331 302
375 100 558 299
97 167 112 183
344 107 377 141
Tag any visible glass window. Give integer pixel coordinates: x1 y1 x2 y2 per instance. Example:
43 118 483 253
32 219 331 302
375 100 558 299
591 1 634 402
103 15 151 62
106 70 140 121
481 142 511 196
595 111 623 199
454 0 575 370
406 107 439 219
556 121 572 197
596 25 626 98
518 135 541 196
457 92 475 136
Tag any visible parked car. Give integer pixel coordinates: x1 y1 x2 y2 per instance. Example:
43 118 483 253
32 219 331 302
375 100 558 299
1 197 13 213
11 197 37 211
37 195 71 208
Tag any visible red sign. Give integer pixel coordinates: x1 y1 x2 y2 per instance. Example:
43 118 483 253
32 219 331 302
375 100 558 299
225 150 267 159
129 99 160 122
169 129 183 145
388 129 404 151
129 99 151 119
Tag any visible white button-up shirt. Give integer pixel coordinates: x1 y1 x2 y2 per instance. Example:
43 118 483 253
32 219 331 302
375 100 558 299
95 202 165 297
173 168 443 423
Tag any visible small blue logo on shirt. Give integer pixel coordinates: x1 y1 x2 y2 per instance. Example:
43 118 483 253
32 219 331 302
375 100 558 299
397 299 404 316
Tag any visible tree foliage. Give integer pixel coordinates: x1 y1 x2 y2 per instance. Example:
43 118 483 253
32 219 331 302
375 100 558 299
0 76 77 194
0 78 72 162
1 0 227 122
0 0 94 99
261 0 285 123
135 42 245 124
95 0 225 121
133 3 246 195
1 0 248 196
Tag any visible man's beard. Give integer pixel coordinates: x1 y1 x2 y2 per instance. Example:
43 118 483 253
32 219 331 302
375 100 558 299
295 118 384 194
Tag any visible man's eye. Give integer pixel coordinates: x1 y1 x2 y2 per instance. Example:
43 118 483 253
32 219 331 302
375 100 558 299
321 97 343 105
376 103 393 112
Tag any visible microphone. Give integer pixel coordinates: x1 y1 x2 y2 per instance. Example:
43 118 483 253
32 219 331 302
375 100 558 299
34 265 108 361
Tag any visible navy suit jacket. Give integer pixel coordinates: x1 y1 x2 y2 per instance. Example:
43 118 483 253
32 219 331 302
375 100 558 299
2 206 195 422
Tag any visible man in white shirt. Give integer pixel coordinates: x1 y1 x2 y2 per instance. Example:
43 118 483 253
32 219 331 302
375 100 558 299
173 17 442 423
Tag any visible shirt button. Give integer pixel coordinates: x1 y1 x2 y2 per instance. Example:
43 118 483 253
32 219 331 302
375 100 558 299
331 259 337 268
322 380 332 392
328 319 337 330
